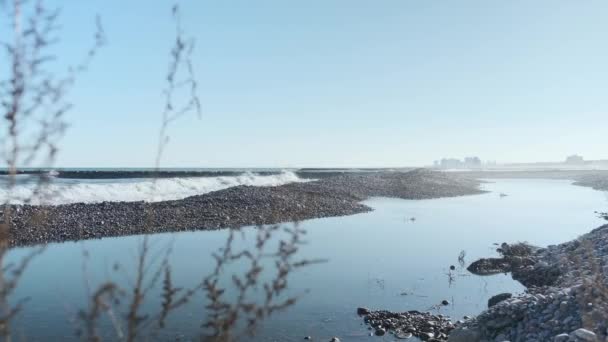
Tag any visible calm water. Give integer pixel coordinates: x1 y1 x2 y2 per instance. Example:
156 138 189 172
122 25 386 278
7 179 608 341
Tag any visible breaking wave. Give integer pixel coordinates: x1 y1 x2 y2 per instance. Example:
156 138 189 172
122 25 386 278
0 171 306 205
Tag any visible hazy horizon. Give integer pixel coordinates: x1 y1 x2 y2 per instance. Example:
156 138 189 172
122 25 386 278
7 156 608 170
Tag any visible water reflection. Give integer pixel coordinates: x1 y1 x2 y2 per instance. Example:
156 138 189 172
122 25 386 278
6 179 608 341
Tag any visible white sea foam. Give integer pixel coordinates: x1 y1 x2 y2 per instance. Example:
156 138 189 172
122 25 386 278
0 171 306 205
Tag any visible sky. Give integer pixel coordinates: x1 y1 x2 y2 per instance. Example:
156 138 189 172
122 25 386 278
4 0 608 168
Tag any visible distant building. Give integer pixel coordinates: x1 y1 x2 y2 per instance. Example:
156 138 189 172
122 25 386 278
464 156 482 168
565 155 584 164
440 158 463 169
436 156 483 169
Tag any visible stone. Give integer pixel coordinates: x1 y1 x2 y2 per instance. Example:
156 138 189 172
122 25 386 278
395 331 413 339
447 327 481 342
553 333 569 342
488 293 513 307
359 308 456 340
494 333 508 341
485 316 514 329
357 307 370 315
419 332 434 341
569 328 597 341
329 338 340 342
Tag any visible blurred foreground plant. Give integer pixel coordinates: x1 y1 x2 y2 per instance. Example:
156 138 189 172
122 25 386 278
76 223 320 342
0 0 103 340
75 4 317 342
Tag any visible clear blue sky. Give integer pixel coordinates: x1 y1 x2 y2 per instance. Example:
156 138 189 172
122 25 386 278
16 1 608 167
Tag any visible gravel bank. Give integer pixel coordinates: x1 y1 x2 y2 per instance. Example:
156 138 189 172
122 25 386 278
451 170 608 191
573 174 608 192
449 224 608 342
1 169 483 247
357 307 456 341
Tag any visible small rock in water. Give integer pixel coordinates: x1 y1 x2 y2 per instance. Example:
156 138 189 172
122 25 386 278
374 328 386 336
304 336 312 340
449 265 456 271
357 307 370 315
329 338 340 342
441 300 450 306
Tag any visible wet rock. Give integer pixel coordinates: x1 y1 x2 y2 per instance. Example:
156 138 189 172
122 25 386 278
447 327 481 342
485 316 513 329
488 293 512 307
359 309 454 341
467 257 511 275
452 224 608 342
468 243 540 281
419 332 434 340
357 307 370 315
395 331 413 339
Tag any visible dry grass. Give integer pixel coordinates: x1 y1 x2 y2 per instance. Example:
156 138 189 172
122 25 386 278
201 224 323 341
74 223 319 342
0 0 102 340
0 2 316 341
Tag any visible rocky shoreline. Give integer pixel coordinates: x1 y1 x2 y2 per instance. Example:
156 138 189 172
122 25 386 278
1 169 483 247
354 225 608 342
449 224 608 342
357 307 456 341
